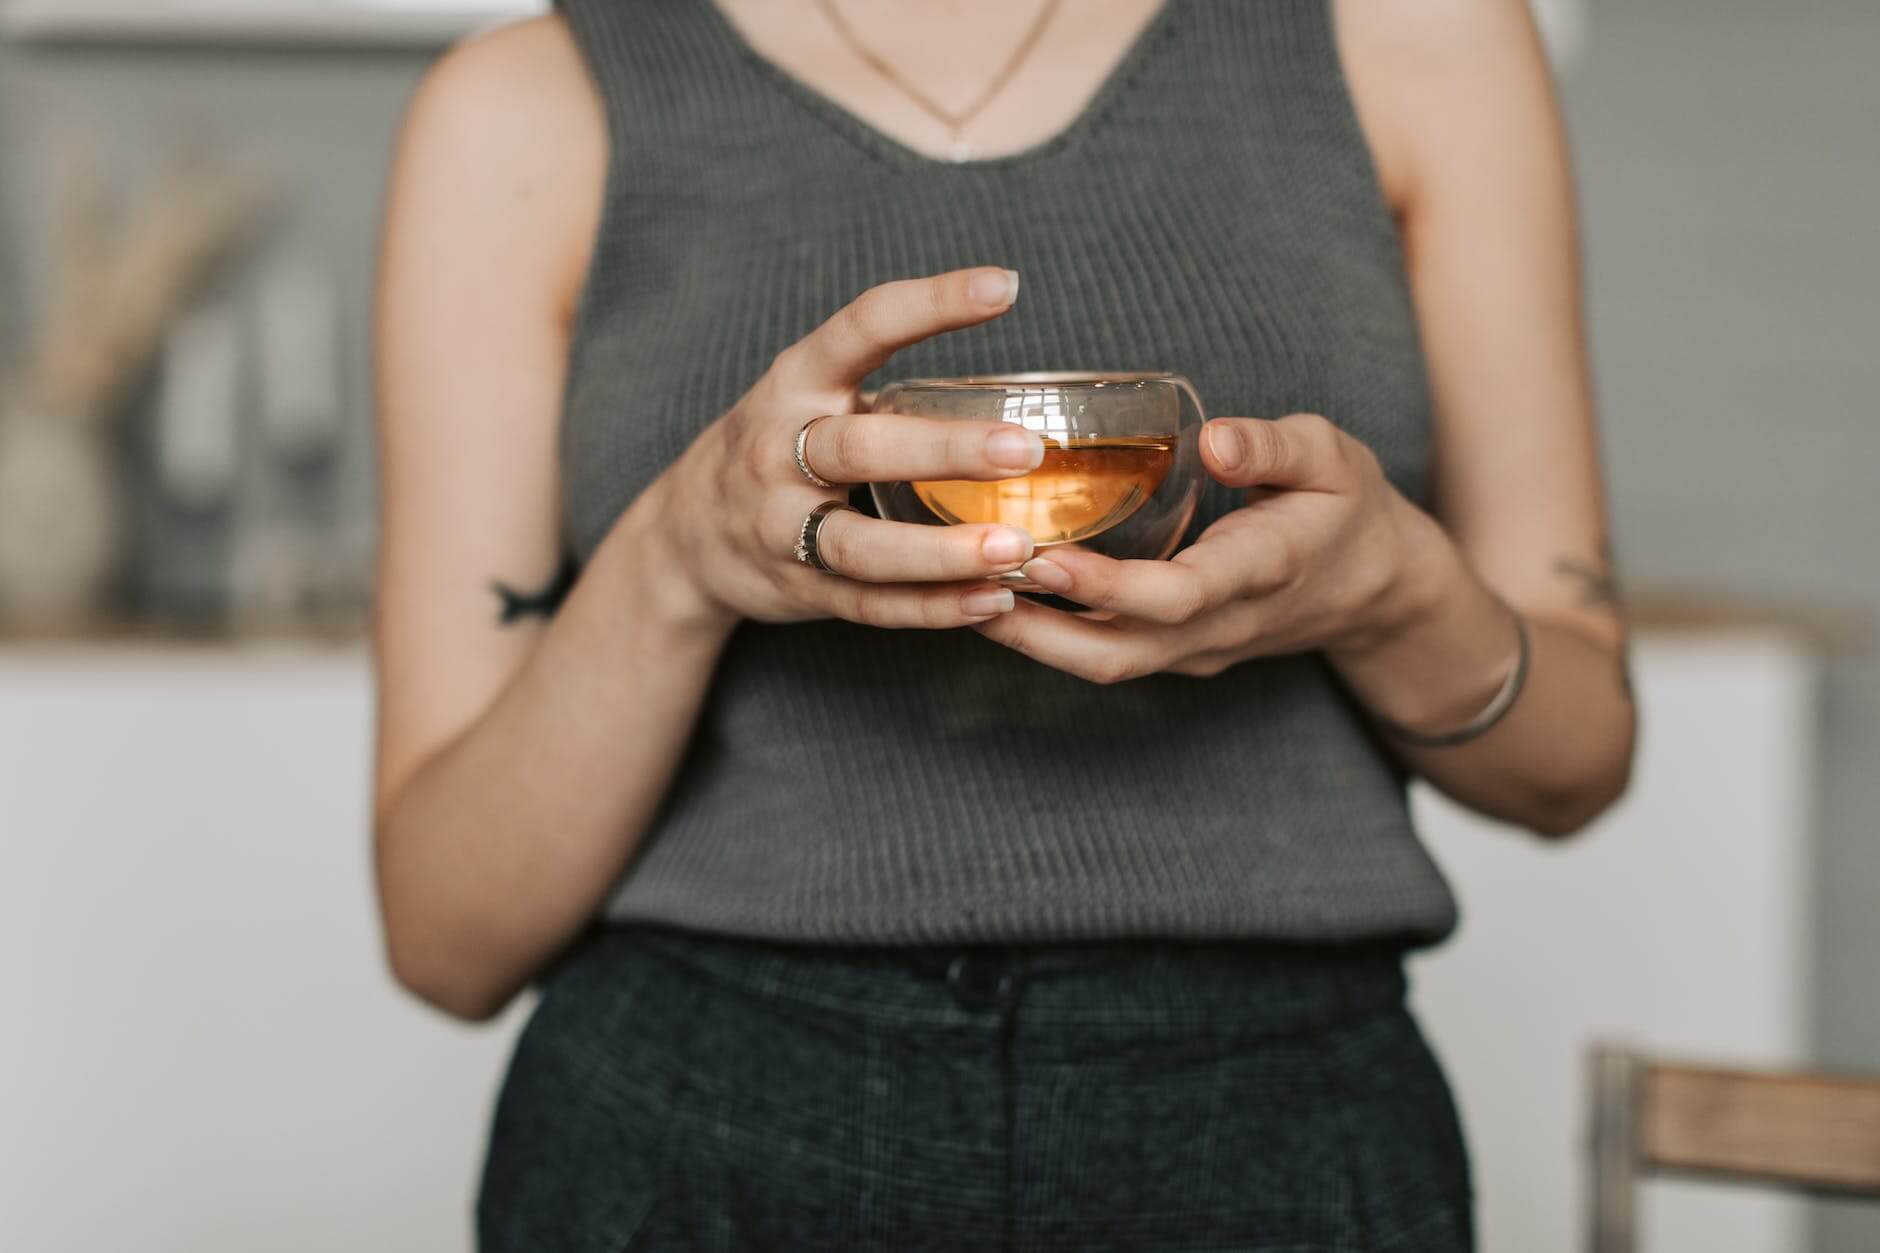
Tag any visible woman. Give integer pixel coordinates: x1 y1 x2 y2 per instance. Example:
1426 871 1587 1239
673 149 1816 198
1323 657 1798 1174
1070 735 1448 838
373 0 1634 1247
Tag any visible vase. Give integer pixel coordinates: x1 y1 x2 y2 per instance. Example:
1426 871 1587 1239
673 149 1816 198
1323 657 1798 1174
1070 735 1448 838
0 402 124 629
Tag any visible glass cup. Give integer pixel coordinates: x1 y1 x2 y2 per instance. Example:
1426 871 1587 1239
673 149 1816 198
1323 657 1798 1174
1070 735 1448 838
869 372 1205 598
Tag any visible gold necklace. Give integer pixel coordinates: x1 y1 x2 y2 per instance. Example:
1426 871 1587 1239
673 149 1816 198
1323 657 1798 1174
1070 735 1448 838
814 0 1065 162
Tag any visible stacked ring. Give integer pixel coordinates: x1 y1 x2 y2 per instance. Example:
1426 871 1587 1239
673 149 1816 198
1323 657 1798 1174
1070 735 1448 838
793 416 839 489
794 499 854 573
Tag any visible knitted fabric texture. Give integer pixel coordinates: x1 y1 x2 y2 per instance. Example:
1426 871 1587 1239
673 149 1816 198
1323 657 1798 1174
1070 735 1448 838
554 0 1459 945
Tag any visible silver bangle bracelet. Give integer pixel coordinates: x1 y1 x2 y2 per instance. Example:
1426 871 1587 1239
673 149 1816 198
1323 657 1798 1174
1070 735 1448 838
1377 603 1531 749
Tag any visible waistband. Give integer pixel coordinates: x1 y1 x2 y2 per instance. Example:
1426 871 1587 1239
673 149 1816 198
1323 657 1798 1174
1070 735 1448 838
559 924 1410 1040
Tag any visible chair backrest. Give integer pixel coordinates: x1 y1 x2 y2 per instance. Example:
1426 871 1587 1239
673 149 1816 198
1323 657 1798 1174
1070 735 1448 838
1588 1045 1880 1253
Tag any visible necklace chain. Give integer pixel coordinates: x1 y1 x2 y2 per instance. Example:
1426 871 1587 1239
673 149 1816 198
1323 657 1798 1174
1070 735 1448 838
814 0 1064 159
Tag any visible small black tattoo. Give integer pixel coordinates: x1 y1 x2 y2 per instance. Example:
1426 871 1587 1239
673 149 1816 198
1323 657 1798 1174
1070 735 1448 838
1553 538 1634 700
1553 537 1624 612
492 553 579 625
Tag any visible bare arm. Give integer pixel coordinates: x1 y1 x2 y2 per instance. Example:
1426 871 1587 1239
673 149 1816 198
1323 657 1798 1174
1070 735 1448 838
976 0 1633 836
373 21 1040 1021
371 18 730 1020
1330 0 1633 831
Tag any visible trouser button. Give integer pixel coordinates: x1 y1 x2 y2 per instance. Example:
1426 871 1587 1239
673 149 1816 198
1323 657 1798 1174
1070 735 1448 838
946 953 1014 1010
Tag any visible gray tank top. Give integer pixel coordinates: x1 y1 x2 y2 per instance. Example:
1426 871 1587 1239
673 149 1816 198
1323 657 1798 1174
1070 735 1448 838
554 0 1458 945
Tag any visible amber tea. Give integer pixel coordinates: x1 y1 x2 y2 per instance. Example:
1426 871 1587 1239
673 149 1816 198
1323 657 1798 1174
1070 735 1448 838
869 373 1204 597
912 434 1176 547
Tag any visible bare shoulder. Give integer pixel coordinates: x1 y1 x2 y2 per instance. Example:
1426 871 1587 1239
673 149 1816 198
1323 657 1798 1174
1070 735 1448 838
390 14 606 321
1330 0 1556 213
409 14 598 136
1333 0 1543 61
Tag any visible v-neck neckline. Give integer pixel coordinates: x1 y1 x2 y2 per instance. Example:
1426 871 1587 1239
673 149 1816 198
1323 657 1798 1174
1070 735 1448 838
696 0 1181 171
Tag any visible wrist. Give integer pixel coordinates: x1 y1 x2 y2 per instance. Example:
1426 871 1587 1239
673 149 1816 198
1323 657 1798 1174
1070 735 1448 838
1331 500 1464 664
602 475 741 648
1327 504 1520 734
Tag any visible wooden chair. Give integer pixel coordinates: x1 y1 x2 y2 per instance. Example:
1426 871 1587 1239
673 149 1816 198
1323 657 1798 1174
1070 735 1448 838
1588 1045 1880 1252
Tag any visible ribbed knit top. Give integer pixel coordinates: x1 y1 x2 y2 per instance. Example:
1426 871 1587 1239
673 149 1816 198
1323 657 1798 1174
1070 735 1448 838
554 0 1459 945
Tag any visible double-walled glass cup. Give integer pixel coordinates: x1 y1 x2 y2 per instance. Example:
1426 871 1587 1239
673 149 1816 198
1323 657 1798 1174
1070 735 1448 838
869 372 1205 598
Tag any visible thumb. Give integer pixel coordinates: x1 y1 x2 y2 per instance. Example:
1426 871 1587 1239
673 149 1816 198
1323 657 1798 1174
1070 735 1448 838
1200 414 1342 490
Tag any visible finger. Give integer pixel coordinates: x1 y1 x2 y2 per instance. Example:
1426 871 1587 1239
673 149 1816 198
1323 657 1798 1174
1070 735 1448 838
1017 534 1287 625
1017 549 1220 625
803 413 1044 485
1201 413 1348 491
971 598 1172 685
819 578 1017 629
813 510 1034 583
1170 651 1238 679
780 268 1020 393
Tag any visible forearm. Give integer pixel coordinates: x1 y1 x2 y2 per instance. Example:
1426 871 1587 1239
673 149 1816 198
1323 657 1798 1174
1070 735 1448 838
1328 508 1635 836
375 483 734 1019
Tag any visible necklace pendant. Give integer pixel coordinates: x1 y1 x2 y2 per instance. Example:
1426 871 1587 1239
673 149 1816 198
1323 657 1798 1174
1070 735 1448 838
947 136 975 164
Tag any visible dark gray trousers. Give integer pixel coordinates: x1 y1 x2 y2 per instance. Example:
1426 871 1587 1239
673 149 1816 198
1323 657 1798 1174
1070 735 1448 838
477 926 1472 1251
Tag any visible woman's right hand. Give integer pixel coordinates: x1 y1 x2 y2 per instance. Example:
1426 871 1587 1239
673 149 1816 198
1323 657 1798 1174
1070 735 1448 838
645 267 1044 630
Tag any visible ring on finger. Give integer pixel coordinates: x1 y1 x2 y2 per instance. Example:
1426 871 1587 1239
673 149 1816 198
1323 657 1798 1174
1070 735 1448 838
794 499 855 573
793 415 839 489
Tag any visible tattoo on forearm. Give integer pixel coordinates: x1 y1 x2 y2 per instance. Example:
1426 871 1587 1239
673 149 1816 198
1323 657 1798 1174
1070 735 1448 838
492 553 579 625
1553 537 1635 700
1553 536 1623 611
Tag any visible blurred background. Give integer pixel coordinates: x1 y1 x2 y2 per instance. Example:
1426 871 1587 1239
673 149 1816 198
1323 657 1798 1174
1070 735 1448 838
0 0 1875 1249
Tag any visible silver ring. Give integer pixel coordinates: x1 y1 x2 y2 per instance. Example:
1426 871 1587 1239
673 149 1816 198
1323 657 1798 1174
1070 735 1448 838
793 416 839 489
793 499 854 573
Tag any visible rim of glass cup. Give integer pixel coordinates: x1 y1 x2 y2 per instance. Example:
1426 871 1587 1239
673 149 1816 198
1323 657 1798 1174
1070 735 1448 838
880 370 1184 390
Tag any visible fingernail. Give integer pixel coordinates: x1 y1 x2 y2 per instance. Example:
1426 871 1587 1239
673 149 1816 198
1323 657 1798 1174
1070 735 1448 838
963 586 1016 616
1021 557 1073 594
1206 421 1245 469
970 268 1021 308
986 426 1045 470
982 528 1033 565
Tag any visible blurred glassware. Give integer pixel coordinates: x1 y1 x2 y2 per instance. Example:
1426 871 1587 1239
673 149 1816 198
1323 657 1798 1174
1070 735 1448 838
257 259 343 470
156 300 243 514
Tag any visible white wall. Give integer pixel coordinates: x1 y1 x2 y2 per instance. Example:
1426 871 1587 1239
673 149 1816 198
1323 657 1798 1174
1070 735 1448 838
1413 633 1817 1253
0 647 525 1253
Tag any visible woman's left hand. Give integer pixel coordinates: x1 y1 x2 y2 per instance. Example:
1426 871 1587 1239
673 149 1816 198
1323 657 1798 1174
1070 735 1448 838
974 413 1445 683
